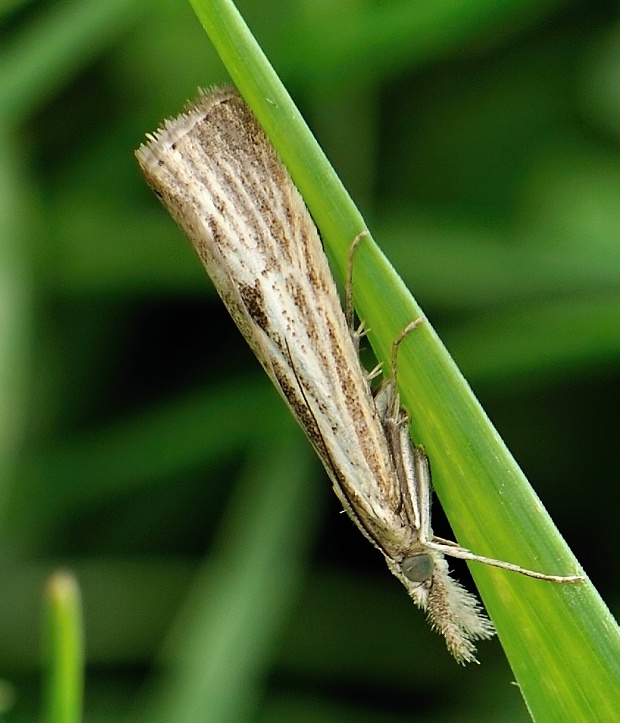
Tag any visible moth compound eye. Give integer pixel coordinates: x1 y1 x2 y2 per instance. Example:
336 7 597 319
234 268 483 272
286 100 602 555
401 553 434 583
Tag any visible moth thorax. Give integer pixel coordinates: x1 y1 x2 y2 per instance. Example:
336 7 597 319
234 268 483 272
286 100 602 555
401 553 434 583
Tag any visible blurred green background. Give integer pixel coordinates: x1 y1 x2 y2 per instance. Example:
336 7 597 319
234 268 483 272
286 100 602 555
0 0 618 720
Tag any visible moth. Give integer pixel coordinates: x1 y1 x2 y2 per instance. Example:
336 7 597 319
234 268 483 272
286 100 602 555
136 86 582 663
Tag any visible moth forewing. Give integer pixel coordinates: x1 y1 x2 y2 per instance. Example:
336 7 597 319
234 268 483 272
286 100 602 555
136 85 410 557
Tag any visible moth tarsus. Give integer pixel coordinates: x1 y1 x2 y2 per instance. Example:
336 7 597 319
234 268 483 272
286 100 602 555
345 229 370 337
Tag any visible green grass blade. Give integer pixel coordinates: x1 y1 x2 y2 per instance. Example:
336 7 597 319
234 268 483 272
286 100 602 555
180 0 619 717
42 570 84 723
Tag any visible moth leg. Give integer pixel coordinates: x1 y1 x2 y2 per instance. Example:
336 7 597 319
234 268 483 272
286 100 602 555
428 538 584 583
375 316 427 436
345 230 370 350
389 317 426 388
345 229 369 331
390 319 583 585
409 444 434 545
366 362 383 384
